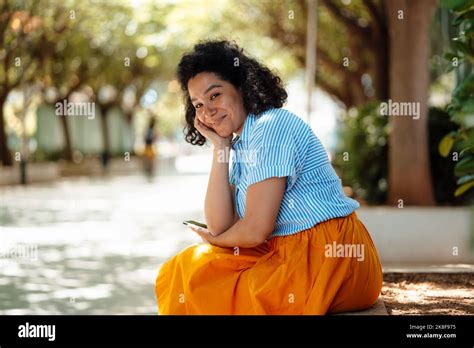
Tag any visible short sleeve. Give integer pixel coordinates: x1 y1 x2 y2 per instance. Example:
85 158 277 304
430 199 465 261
246 113 299 190
247 144 297 191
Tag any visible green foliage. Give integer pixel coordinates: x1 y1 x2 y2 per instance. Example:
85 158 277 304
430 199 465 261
428 107 469 204
243 0 386 107
441 0 474 11
333 101 388 204
335 104 464 205
439 0 474 196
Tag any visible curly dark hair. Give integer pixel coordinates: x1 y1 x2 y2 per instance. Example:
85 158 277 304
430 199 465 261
177 40 288 146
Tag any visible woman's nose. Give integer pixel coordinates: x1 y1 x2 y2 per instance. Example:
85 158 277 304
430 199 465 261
203 104 217 120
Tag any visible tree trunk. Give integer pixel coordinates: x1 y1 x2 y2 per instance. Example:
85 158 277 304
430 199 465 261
386 0 437 205
99 104 111 168
371 9 390 103
123 110 136 156
56 99 74 162
373 42 389 101
55 84 84 163
0 94 13 166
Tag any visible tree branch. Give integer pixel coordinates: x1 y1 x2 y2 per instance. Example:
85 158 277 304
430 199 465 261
362 0 385 36
321 0 370 39
317 47 361 83
0 0 12 45
9 58 36 90
316 71 352 106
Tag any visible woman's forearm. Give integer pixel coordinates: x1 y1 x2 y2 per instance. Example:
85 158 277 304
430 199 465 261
204 143 235 235
208 218 267 248
206 176 285 247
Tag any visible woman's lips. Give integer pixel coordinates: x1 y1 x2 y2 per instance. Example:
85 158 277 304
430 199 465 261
212 115 227 126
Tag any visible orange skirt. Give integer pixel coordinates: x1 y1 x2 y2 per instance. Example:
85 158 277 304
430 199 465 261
154 212 383 315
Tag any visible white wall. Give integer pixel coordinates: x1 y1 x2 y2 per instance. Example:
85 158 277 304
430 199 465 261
357 207 474 264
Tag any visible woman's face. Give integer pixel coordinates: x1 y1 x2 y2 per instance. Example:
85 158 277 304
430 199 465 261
188 72 247 137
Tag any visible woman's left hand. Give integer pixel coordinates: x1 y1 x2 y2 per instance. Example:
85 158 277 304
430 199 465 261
190 226 215 244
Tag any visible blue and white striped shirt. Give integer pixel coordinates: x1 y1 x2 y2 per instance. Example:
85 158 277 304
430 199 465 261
229 108 359 237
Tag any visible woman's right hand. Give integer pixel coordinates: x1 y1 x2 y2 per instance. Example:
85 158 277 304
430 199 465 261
194 116 232 148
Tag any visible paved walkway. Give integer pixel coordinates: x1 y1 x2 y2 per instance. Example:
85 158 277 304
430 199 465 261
0 172 207 314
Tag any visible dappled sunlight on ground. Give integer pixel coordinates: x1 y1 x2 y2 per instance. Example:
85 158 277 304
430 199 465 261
0 173 206 314
382 273 474 315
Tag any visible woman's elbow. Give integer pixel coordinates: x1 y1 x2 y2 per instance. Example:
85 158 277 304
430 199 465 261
207 219 234 236
243 234 269 248
207 223 226 237
243 220 273 247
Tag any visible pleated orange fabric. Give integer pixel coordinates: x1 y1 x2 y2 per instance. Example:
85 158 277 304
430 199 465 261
155 212 383 315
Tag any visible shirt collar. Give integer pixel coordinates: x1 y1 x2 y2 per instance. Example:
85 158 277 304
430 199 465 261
231 112 257 149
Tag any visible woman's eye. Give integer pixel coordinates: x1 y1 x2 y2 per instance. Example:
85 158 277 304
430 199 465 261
194 103 202 109
210 93 220 100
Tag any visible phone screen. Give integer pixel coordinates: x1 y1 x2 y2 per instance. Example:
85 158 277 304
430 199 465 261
183 220 208 229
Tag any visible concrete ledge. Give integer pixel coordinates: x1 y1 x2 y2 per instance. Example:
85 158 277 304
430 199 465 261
0 162 60 185
357 207 474 264
0 158 144 185
333 298 388 316
382 263 474 273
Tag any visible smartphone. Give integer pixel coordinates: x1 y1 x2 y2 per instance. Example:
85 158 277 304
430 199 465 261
183 220 208 230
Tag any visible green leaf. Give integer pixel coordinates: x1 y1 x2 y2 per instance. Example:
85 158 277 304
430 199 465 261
453 39 472 55
461 99 474 113
439 134 455 157
444 52 459 60
441 0 469 10
446 104 457 113
451 111 465 124
459 146 474 157
455 181 474 196
454 155 474 176
457 174 474 184
453 74 474 101
455 0 474 12
453 10 474 25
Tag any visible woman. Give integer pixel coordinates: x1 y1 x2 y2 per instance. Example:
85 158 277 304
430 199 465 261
155 40 382 315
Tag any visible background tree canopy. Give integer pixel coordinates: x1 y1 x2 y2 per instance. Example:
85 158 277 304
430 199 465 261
0 0 472 204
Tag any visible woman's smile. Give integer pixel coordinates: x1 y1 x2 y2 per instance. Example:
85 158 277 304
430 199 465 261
201 114 226 129
212 115 227 126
